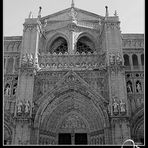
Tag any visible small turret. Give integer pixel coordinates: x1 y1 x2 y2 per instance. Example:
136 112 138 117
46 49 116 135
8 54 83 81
71 0 75 8
105 6 109 17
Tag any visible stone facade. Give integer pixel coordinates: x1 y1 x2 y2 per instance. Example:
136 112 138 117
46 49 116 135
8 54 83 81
3 5 144 145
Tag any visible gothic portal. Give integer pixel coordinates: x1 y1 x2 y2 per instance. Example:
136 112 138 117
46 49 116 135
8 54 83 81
4 3 144 146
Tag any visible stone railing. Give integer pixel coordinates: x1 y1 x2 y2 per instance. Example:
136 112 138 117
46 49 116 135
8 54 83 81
38 52 106 71
122 39 144 48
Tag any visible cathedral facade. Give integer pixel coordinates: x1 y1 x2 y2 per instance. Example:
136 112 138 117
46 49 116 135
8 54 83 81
3 4 144 145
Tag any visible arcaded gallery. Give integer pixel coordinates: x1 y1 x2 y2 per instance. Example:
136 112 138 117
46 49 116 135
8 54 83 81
4 1 144 145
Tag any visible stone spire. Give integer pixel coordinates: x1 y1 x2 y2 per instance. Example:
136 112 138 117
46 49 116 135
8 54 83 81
71 0 75 8
105 6 109 17
38 6 42 18
114 10 118 16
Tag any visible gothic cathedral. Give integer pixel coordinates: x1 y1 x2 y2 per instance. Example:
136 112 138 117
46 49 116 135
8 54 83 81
4 3 144 145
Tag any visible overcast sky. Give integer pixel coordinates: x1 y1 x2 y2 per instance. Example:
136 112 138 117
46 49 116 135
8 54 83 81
4 0 144 36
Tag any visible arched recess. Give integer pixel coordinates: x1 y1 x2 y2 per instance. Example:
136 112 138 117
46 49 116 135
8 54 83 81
132 54 138 67
46 33 69 54
76 33 96 53
141 54 144 66
123 54 130 66
131 108 144 144
4 123 12 145
33 72 110 145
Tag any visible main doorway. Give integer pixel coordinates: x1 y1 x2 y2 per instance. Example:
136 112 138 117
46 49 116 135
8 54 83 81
58 133 87 145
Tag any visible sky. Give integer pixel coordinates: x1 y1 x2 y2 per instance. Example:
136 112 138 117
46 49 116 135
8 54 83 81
3 0 144 36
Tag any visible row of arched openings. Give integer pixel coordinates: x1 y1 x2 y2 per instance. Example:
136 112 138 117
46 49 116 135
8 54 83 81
49 36 95 54
123 54 144 67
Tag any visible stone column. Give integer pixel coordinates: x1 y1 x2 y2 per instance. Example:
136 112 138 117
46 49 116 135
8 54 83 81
12 56 17 74
129 54 133 71
5 56 9 74
137 54 142 71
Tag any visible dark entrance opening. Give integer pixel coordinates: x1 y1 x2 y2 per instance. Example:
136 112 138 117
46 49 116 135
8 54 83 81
58 133 71 145
75 133 87 145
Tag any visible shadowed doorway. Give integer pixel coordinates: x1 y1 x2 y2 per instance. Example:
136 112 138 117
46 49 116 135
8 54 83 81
58 133 87 145
75 133 87 145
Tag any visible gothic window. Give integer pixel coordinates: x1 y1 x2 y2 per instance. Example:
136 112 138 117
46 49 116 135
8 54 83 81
6 57 14 74
50 37 68 54
141 54 144 66
132 54 138 66
4 83 11 96
76 36 95 53
126 81 133 93
123 54 130 66
136 80 142 93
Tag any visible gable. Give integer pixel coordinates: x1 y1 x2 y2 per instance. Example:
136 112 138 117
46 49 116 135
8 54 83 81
41 7 104 22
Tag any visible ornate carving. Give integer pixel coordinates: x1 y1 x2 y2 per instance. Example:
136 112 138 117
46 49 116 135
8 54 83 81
116 52 123 65
112 98 119 115
4 83 11 96
106 22 120 30
16 100 31 117
119 100 126 114
21 53 34 67
122 39 144 48
109 53 115 65
23 24 37 32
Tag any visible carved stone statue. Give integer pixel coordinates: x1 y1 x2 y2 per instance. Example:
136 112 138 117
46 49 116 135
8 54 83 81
25 100 30 113
120 100 126 113
127 81 133 93
109 53 115 65
116 53 122 65
136 81 142 93
5 84 11 96
17 101 23 114
112 99 119 114
21 54 27 64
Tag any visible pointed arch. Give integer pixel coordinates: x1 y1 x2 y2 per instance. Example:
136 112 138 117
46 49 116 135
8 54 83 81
76 32 96 53
46 33 69 54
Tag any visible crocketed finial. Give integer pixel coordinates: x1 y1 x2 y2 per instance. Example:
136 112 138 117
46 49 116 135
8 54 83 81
71 0 75 8
38 6 42 18
105 6 109 17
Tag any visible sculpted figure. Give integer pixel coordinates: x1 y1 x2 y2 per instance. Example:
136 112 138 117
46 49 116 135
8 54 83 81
25 100 30 113
136 81 142 93
109 53 115 65
21 54 27 64
112 99 119 114
116 53 122 65
127 81 133 93
5 84 11 96
17 101 23 113
120 100 126 112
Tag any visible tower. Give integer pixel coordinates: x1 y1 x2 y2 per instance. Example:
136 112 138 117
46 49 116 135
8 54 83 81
104 6 131 144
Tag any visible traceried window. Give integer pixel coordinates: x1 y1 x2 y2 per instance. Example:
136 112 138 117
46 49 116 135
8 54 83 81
50 37 68 54
123 54 130 66
76 36 95 54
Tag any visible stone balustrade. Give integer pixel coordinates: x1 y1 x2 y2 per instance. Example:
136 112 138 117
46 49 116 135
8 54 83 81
38 52 106 71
